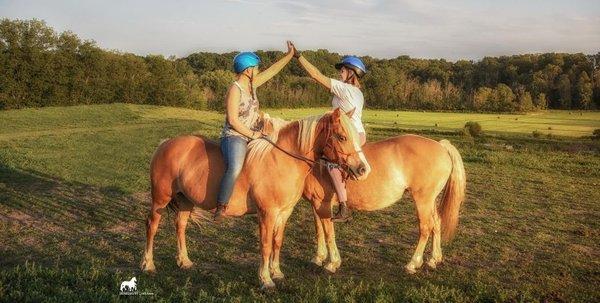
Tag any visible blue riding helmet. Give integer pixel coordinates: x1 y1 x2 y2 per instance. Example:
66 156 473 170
335 56 367 78
233 52 260 74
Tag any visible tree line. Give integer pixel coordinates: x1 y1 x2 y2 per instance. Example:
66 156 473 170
1 19 599 112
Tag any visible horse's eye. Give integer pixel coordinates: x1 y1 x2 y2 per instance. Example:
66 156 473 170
338 135 347 142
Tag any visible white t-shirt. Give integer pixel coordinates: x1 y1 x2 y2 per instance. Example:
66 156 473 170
330 78 365 133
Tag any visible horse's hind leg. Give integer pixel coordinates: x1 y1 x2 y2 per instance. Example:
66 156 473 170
174 195 195 269
311 206 328 266
427 208 443 269
141 191 171 273
405 191 436 274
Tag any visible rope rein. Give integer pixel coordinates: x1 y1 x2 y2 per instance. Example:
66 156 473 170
255 118 364 180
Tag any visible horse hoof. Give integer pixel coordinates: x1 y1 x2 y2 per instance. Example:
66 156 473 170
404 264 417 274
324 262 340 274
178 260 194 270
141 261 156 274
261 280 276 291
311 256 325 267
271 272 285 281
427 259 437 269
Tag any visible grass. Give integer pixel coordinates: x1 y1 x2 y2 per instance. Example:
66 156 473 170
0 103 599 302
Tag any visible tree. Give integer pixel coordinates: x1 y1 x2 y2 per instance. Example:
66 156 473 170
473 87 493 111
494 83 517 112
517 90 534 112
556 74 572 109
576 72 593 109
534 93 548 110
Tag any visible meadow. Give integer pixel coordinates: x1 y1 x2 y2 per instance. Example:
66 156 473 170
0 104 599 302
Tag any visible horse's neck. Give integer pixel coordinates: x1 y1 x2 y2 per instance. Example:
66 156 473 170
276 120 326 160
276 122 310 158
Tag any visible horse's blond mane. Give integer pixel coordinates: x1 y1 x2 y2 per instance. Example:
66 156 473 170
246 113 325 164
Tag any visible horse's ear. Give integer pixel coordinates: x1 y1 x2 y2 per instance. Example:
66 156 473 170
345 107 356 117
332 108 342 121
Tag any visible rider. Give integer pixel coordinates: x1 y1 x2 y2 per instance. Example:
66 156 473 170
290 43 367 222
214 42 294 222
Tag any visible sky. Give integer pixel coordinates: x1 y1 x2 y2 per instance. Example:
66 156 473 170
1 0 599 60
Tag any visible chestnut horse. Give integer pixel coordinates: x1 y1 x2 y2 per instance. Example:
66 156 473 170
303 135 466 274
140 108 370 289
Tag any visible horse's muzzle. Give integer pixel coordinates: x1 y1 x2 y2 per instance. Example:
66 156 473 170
349 163 368 180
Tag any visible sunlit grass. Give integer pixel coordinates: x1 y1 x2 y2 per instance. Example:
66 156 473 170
0 104 598 302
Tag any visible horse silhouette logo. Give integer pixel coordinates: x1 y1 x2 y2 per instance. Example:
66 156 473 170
120 277 137 293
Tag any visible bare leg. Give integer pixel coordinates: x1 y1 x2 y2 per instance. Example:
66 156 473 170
405 192 435 274
270 208 293 280
175 208 194 269
258 211 277 289
322 218 342 273
311 206 328 266
327 168 347 202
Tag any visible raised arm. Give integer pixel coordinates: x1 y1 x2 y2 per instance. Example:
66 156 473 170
292 43 332 91
225 85 260 139
253 41 294 87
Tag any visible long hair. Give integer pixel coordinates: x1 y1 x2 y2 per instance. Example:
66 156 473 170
343 67 361 89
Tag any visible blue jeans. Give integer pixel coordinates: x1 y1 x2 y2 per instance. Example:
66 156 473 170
217 136 248 205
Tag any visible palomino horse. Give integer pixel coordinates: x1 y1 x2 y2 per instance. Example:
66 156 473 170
303 134 466 274
140 108 371 289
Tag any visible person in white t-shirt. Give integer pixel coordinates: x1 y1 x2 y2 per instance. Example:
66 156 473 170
291 43 368 222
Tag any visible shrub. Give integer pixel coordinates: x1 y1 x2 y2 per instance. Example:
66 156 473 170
593 129 600 140
532 130 541 138
464 121 482 137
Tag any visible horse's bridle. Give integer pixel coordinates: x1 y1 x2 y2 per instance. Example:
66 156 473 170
257 116 363 180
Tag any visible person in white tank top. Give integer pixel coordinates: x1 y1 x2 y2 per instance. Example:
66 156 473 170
290 42 368 222
214 42 295 222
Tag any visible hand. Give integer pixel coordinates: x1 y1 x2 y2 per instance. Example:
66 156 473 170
288 41 301 58
286 40 294 55
251 131 262 140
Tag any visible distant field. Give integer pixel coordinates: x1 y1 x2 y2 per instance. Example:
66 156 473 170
268 107 600 138
0 104 599 302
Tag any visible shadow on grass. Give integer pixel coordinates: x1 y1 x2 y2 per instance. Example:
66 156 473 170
0 163 259 282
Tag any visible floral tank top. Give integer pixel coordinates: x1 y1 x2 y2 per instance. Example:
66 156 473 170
220 81 261 140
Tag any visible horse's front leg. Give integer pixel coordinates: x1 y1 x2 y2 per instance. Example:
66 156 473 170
258 211 277 289
321 218 342 273
269 208 293 280
311 206 328 266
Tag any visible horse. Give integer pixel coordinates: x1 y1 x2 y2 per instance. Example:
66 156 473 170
120 277 137 292
140 108 371 289
303 134 466 274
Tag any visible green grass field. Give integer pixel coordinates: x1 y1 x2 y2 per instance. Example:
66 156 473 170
0 104 599 302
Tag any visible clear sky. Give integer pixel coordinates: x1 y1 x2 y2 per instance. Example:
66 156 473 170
1 0 599 60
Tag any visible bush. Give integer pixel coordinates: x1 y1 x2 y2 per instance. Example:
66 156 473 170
464 121 483 137
532 130 541 138
593 129 600 140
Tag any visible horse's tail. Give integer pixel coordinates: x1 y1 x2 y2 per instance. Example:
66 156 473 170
438 139 466 242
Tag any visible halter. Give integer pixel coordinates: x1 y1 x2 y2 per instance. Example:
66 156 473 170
320 120 364 180
258 115 363 180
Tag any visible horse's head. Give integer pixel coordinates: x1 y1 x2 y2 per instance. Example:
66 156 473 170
319 108 371 181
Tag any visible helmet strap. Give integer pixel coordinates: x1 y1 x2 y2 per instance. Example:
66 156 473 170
344 69 356 85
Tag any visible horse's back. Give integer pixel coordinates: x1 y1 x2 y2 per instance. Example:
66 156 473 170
150 135 224 206
382 134 453 193
305 133 455 213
